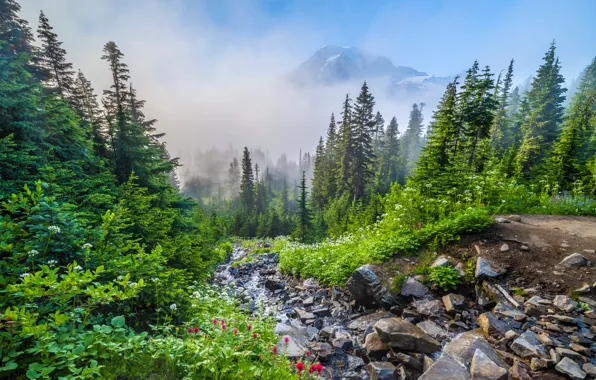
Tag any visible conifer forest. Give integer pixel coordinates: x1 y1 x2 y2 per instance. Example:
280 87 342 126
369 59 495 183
1 0 596 379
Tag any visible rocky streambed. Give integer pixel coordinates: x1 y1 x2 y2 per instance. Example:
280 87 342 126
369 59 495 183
213 242 596 380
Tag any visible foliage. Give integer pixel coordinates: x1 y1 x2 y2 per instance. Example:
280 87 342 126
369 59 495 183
427 265 461 292
391 274 407 294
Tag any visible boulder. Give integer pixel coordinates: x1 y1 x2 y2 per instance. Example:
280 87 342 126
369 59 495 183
373 318 441 354
346 355 366 372
442 330 508 370
419 354 470 380
431 256 449 268
510 330 549 359
367 362 397 380
475 257 501 278
401 277 430 298
364 332 390 359
555 347 585 361
553 295 579 312
389 352 423 372
523 296 551 318
412 298 444 316
345 265 396 309
470 349 508 380
493 302 527 321
583 363 596 377
558 253 588 269
555 357 587 380
477 312 511 339
332 337 353 350
443 293 466 313
416 320 449 340
313 342 333 362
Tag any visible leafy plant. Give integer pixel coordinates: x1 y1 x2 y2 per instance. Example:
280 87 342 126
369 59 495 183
427 265 461 292
391 274 407 294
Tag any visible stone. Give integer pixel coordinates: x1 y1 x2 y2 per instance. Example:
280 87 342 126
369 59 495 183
294 308 315 322
431 256 449 268
347 312 392 332
443 330 508 369
418 354 470 380
549 314 576 324
345 265 396 309
303 278 319 289
582 363 596 377
510 330 549 359
555 347 585 361
520 245 530 251
495 217 510 224
476 285 493 308
493 302 527 321
555 357 587 379
524 296 551 317
536 333 554 346
558 253 588 269
346 355 365 372
569 343 590 356
508 215 522 222
312 307 331 317
367 362 397 380
509 359 532 380
477 312 510 339
530 357 552 371
303 297 314 307
412 298 444 316
475 257 501 278
499 243 510 252
550 348 562 363
401 277 430 298
364 332 390 359
416 320 449 340
332 337 353 351
443 293 466 313
389 352 423 372
575 284 592 294
265 279 283 290
454 262 467 277
504 330 518 340
553 295 579 312
373 318 441 354
423 355 434 372
320 326 334 339
470 348 508 380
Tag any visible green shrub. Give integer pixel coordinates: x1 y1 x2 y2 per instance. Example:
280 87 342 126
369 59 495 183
427 266 460 292
391 274 407 294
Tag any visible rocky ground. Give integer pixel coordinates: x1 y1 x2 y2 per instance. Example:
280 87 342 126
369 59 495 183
213 215 596 379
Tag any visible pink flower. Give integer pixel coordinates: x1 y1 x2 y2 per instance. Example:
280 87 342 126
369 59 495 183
247 324 253 331
271 346 278 355
233 328 238 335
252 333 258 339
305 350 311 356
187 327 192 333
193 327 199 334
212 318 218 325
220 319 225 325
296 362 305 373
283 336 290 344
315 363 324 374
308 364 316 374
221 324 227 331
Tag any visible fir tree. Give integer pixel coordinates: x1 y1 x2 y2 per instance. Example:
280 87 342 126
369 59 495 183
311 137 326 209
227 157 240 196
296 170 310 242
400 103 425 178
37 11 74 97
350 81 376 201
324 113 337 199
376 116 400 191
240 147 255 212
491 59 514 152
335 94 353 195
516 42 567 175
71 70 107 157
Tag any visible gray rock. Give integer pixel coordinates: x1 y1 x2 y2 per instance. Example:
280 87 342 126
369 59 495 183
558 253 588 268
431 256 449 268
347 312 392 332
345 265 396 309
475 257 500 278
493 302 527 321
530 357 552 371
520 245 530 251
443 330 508 370
303 297 314 307
443 293 466 313
495 217 510 224
499 243 510 252
555 347 585 361
583 363 596 377
320 326 334 339
477 312 511 339
364 332 390 359
510 330 549 359
312 307 331 317
303 278 319 289
373 318 441 354
508 215 522 222
412 298 444 316
332 337 353 350
553 295 579 312
367 362 397 380
555 357 587 380
401 277 430 298
389 352 423 372
294 308 315 322
419 354 470 380
524 295 551 317
417 320 449 340
470 349 508 380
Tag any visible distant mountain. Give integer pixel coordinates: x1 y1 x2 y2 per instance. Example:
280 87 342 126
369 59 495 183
290 45 453 95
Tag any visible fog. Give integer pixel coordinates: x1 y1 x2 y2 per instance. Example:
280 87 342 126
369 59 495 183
18 0 593 182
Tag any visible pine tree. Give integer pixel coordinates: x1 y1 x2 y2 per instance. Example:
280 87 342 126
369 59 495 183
400 103 425 178
547 56 596 189
311 137 326 209
37 11 74 97
71 70 107 157
228 157 240 197
296 170 310 242
373 111 385 154
491 59 514 152
240 147 255 212
324 113 337 199
335 94 353 195
376 116 400 191
516 42 567 175
350 81 376 201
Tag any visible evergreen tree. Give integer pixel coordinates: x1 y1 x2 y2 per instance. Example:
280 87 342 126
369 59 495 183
239 147 255 212
37 11 74 97
400 103 425 178
71 70 107 157
350 81 376 201
373 111 385 154
324 113 337 199
375 116 400 192
227 157 240 196
516 42 567 175
491 59 514 152
311 136 326 209
335 94 353 195
295 170 310 242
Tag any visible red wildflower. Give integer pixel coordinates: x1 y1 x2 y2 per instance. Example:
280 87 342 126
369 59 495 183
187 327 192 333
221 324 227 331
212 318 218 325
233 328 238 335
193 327 199 334
283 336 290 344
305 350 311 356
315 363 324 373
221 319 225 325
247 324 253 331
308 364 316 374
252 333 258 339
271 346 278 355
296 362 305 373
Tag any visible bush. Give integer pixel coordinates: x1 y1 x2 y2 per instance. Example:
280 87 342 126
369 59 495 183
427 265 460 292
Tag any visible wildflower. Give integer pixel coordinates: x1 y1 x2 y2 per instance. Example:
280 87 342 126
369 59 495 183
151 277 159 283
309 364 316 374
252 333 258 339
305 350 311 356
247 324 252 331
48 225 61 234
315 363 324 374
117 276 124 281
20 273 30 278
82 243 92 249
170 303 177 311
221 324 227 331
47 260 57 267
194 327 199 334
283 336 290 344
220 318 225 325
187 327 193 333
212 318 218 325
501 199 506 203
73 265 83 271
233 328 238 335
296 362 305 373
271 346 278 355
425 183 432 188
28 249 39 257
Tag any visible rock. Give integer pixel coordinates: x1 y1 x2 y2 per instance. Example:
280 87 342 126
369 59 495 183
499 243 510 252
276 333 309 358
454 262 467 277
524 296 551 318
389 352 423 372
553 295 579 312
476 285 493 308
470 349 508 380
401 277 430 298
303 297 314 307
367 362 397 380
345 265 396 309
495 217 510 224
504 330 519 340
555 347 585 361
423 355 434 372
508 215 522 222
569 343 590 356
583 363 596 377
493 302 527 321
575 284 592 294
364 332 390 359
320 326 334 339
558 253 588 269
520 245 530 251
530 357 552 371
536 333 554 346
550 348 562 363
295 308 316 322
303 278 319 289
555 357 587 380
332 337 353 350
477 312 511 339
347 312 392 332
419 354 470 380
443 330 508 370
346 355 365 372
416 320 449 340
443 293 466 313
314 342 334 362
373 318 441 354
312 307 331 317
412 299 444 316
265 279 283 290
475 257 501 278
509 359 532 380
431 256 450 268
510 330 549 359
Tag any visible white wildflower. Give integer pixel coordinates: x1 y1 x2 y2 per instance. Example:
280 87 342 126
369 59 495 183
20 273 30 278
501 200 506 203
151 277 159 283
170 303 177 311
48 225 61 234
425 183 432 188
28 249 39 257
117 275 124 281
82 243 92 249
47 259 57 267
74 265 83 271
